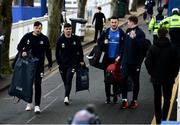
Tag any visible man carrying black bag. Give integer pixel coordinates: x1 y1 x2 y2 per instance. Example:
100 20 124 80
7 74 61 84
98 16 125 104
56 23 85 106
13 21 52 114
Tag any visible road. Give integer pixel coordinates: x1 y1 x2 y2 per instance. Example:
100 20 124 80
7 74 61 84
0 18 177 124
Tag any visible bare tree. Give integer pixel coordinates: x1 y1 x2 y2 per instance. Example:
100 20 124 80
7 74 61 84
0 0 13 74
77 0 87 18
111 0 119 17
131 0 138 11
48 0 63 48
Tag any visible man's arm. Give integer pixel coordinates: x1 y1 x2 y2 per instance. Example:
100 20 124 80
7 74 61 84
92 13 96 24
17 33 28 52
75 36 84 64
103 13 106 23
159 17 170 29
45 37 52 68
55 39 60 65
97 29 107 50
119 29 126 59
148 17 155 31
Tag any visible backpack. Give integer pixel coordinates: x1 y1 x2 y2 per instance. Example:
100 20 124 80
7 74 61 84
105 61 122 84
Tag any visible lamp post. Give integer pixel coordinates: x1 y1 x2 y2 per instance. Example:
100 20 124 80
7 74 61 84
0 35 4 79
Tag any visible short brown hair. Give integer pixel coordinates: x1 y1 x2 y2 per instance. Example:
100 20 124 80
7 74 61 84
64 23 71 28
128 16 138 24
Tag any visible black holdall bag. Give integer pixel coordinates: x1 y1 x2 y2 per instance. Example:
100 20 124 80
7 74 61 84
87 45 107 70
8 52 39 103
76 65 89 92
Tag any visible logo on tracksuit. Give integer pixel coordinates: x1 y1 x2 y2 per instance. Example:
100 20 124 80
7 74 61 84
40 41 44 45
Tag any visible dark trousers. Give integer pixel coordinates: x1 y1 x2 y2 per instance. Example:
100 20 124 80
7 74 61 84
104 59 119 100
121 64 140 101
33 66 43 106
94 27 103 42
152 82 174 124
157 0 162 7
59 67 75 98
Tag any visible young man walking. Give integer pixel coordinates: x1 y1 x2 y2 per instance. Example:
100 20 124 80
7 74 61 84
55 23 84 106
17 21 52 114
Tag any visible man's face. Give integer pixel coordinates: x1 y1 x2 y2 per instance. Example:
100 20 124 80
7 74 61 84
110 19 119 30
64 27 72 38
127 20 134 28
33 25 42 35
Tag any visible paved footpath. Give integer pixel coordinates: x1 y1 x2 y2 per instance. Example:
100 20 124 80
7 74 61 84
0 6 145 91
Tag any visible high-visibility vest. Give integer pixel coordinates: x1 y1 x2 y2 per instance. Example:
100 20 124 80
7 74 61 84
160 14 180 29
149 15 164 35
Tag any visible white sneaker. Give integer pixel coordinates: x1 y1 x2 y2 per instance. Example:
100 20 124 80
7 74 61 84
25 103 33 111
64 97 69 105
34 106 41 114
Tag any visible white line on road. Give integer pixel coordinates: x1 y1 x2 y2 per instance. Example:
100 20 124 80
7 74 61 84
26 97 58 123
43 84 63 98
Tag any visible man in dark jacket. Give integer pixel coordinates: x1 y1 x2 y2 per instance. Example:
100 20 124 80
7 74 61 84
56 23 84 106
92 6 106 43
17 21 52 114
121 16 146 109
145 27 179 124
98 16 125 104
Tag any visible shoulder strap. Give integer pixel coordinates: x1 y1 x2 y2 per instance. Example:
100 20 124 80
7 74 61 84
105 28 110 39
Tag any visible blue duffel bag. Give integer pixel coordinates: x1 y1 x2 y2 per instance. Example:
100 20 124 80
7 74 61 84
8 52 39 103
76 66 89 92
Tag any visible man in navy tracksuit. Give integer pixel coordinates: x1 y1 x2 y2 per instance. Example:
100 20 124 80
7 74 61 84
121 16 146 109
56 23 84 106
98 16 125 104
17 21 52 113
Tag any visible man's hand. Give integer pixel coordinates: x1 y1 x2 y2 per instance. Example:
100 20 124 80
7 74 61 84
104 39 108 44
80 62 85 66
115 56 120 62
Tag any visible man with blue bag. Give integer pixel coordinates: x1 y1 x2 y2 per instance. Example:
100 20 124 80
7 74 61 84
9 21 52 114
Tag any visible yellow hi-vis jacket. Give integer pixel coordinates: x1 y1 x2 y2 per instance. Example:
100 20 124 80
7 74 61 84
160 14 180 29
148 16 161 35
